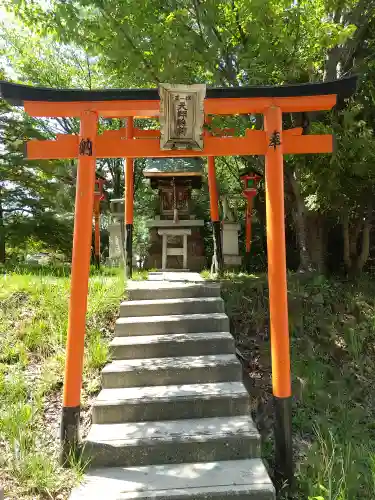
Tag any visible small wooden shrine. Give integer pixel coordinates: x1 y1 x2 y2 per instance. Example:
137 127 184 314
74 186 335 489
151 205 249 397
144 158 205 270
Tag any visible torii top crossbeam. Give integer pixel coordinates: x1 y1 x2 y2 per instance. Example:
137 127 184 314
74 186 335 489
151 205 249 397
0 77 356 116
0 77 357 160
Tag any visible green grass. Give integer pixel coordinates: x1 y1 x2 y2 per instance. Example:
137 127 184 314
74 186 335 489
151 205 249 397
0 265 125 499
221 273 375 500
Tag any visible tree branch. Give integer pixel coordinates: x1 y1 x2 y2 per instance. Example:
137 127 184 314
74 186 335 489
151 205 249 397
86 54 92 90
220 157 242 187
100 9 161 83
231 0 247 46
3 207 35 214
191 0 206 43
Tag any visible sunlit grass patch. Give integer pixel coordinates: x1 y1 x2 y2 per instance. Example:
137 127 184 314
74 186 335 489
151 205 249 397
221 272 375 500
0 265 124 499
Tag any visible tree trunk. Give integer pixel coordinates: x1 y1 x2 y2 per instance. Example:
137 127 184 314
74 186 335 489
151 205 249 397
349 219 361 258
353 203 372 275
355 217 371 273
0 193 5 264
342 214 351 271
285 167 312 271
342 205 372 277
306 213 326 273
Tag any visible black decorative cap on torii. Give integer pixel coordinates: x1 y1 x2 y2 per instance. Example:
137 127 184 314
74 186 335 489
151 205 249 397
0 77 357 106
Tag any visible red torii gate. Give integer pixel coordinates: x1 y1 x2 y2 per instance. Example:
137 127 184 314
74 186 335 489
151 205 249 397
0 77 356 486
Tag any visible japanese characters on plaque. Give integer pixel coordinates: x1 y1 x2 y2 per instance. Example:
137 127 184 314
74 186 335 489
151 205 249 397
159 84 206 151
175 96 189 137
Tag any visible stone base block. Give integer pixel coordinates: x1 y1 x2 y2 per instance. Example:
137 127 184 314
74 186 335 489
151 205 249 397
222 223 241 256
224 255 242 269
145 254 206 272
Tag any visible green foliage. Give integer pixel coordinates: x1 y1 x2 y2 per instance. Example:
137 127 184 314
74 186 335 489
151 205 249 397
0 93 73 261
2 0 375 273
0 19 108 262
0 266 124 498
6 0 358 86
221 272 375 499
300 105 375 215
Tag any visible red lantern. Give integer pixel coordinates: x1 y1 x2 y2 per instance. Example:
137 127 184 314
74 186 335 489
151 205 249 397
94 178 106 201
240 174 261 253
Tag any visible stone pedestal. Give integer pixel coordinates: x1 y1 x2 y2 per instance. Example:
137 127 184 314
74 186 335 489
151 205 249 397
108 223 123 265
222 222 242 268
107 223 139 267
158 228 191 270
145 220 205 271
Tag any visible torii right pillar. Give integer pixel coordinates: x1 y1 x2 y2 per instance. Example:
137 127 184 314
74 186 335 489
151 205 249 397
264 105 292 487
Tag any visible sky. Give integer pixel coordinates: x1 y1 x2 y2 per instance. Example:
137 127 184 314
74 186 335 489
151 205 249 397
0 7 20 80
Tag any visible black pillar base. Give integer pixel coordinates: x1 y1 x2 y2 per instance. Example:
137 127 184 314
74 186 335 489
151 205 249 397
60 405 80 466
94 254 100 270
244 251 251 272
274 396 294 490
212 221 224 274
125 223 133 279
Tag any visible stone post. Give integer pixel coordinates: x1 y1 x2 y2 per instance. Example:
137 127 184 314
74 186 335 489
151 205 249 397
222 222 242 269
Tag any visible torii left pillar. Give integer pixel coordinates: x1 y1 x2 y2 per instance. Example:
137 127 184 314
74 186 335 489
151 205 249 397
61 110 97 463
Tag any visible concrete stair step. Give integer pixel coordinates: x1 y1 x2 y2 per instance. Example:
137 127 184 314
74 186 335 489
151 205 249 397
70 459 275 499
127 281 221 301
102 354 241 389
120 297 225 318
110 331 234 360
115 313 229 336
92 381 250 424
83 415 261 468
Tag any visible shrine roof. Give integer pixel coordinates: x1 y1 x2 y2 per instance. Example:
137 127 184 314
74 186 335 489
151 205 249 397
0 77 357 106
144 158 204 177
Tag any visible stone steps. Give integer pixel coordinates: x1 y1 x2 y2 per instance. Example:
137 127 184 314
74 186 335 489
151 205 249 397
110 331 235 359
92 381 250 424
120 296 225 317
102 354 241 388
72 274 275 499
83 415 261 468
115 312 229 336
127 281 221 301
70 459 275 500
